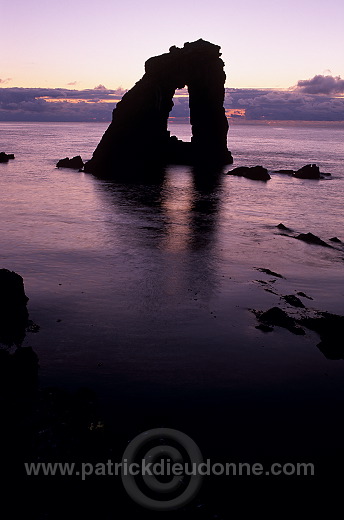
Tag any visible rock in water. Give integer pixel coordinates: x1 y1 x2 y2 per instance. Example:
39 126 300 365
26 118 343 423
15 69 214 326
0 269 29 346
56 156 84 169
0 152 11 163
257 306 305 335
293 164 321 179
282 294 305 308
300 312 344 360
276 223 293 231
227 165 270 180
295 232 332 247
84 40 233 177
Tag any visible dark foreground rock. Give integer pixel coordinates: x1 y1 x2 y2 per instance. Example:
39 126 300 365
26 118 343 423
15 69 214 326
56 156 84 169
293 164 320 179
0 269 29 346
295 232 333 248
255 306 305 335
0 152 15 162
227 165 270 180
0 347 39 394
300 312 344 360
84 39 232 177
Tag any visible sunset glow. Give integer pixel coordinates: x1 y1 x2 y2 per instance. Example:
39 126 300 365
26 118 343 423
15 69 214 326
1 0 343 91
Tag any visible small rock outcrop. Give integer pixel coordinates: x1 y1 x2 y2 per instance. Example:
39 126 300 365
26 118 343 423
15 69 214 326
276 223 293 231
56 156 84 169
0 152 15 163
282 294 305 308
255 306 305 335
0 269 29 346
84 39 232 177
293 164 320 179
227 165 270 180
295 232 332 248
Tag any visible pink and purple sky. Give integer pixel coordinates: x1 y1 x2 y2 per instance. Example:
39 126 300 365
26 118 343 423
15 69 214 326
1 0 343 121
2 0 343 90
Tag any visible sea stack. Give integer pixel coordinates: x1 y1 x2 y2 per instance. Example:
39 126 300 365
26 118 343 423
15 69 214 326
84 39 232 177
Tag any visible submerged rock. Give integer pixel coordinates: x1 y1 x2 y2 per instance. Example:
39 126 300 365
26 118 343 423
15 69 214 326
329 237 342 243
255 324 274 332
293 164 320 179
227 165 271 180
56 156 84 169
256 267 284 278
296 291 313 300
274 169 294 175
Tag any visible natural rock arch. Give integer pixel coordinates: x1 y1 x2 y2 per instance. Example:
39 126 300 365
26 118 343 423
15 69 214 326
84 39 232 176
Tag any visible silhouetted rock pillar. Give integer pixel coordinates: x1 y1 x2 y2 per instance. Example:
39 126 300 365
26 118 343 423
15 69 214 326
84 39 232 177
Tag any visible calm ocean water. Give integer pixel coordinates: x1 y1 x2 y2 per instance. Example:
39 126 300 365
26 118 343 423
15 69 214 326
1 122 344 507
1 120 343 376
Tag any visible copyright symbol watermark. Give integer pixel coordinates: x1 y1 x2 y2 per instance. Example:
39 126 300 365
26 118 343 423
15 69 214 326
121 428 203 511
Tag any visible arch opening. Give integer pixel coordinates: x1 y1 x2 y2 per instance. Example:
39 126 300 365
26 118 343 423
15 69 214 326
167 88 191 142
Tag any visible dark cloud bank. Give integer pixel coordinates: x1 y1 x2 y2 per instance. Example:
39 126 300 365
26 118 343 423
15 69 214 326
0 75 343 122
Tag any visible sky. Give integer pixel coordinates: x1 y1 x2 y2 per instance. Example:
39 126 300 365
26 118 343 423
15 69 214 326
1 0 344 121
2 0 343 90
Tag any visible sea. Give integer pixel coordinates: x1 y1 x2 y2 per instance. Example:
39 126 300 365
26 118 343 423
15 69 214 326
1 120 344 515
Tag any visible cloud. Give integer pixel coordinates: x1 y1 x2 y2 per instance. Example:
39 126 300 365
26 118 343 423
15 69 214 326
224 87 344 121
0 81 344 122
67 81 78 86
296 74 344 95
0 87 125 122
0 78 12 84
94 84 107 90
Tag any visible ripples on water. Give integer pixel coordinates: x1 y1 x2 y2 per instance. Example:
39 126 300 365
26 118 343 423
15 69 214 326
1 122 343 373
1 123 344 497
